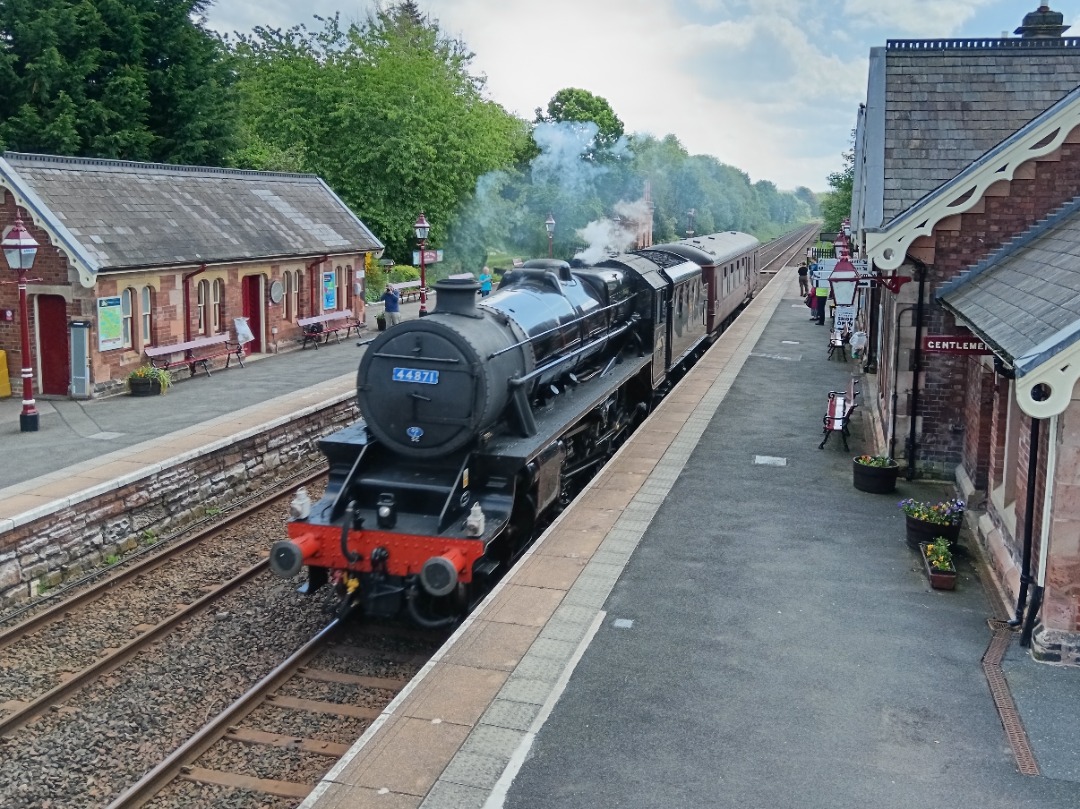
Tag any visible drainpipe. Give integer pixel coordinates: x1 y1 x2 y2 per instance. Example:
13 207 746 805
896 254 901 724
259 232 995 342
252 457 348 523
888 305 915 462
862 283 881 375
181 263 207 342
307 255 328 316
1009 412 1041 628
1019 395 1053 645
904 260 928 480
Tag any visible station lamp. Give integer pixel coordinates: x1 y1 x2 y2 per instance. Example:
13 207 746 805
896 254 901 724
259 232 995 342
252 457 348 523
414 212 430 316
2 215 40 432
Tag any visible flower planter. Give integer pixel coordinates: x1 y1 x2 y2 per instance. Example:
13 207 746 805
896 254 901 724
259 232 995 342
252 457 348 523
128 378 163 397
919 543 957 590
905 516 960 549
852 458 900 493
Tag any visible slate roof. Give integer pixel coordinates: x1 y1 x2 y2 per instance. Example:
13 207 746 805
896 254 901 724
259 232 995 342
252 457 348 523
880 38 1080 223
938 195 1080 375
1 152 383 272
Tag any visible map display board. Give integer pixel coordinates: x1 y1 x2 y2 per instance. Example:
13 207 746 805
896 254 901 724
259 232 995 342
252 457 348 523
97 297 123 351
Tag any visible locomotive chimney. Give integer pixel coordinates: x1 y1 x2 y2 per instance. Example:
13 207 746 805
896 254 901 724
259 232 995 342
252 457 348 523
433 277 482 316
1015 5 1069 38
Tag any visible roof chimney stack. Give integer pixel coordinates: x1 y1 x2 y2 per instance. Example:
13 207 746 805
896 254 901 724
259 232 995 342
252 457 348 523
1015 5 1069 39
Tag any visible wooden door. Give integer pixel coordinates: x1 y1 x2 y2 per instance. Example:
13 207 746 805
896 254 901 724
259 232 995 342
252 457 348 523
38 295 69 396
242 275 264 353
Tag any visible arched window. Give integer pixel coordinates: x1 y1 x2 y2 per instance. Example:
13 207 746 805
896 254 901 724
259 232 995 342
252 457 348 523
197 279 209 335
212 278 225 333
121 288 134 348
140 286 153 347
284 272 293 321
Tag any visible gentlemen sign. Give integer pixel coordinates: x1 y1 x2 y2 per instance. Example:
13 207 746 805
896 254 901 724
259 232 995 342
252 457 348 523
922 334 992 355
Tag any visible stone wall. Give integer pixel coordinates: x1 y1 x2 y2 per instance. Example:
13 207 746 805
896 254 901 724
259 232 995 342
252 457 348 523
0 398 358 608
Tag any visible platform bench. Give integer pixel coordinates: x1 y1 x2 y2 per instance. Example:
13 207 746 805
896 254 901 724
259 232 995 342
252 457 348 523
144 334 245 378
827 330 848 362
390 280 426 303
297 309 362 349
819 377 859 450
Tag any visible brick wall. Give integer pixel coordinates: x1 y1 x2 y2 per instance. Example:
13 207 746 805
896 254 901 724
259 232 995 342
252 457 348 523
0 196 74 392
2 193 369 397
0 398 358 607
919 144 1080 475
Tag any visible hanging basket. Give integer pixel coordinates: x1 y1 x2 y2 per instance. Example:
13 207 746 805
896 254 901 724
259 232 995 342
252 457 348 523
906 516 960 549
852 458 900 494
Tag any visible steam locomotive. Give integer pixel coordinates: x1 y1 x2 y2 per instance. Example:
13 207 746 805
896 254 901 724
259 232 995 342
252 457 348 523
270 231 760 626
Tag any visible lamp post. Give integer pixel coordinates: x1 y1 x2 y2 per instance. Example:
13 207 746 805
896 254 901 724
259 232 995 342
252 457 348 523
2 215 40 432
828 257 861 332
414 212 430 316
686 208 696 238
545 213 555 258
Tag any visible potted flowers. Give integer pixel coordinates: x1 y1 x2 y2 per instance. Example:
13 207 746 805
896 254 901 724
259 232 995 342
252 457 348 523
920 537 957 590
127 365 171 396
898 497 964 548
852 454 900 493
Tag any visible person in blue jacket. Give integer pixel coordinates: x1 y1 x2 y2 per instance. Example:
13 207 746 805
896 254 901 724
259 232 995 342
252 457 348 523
479 267 493 297
381 285 402 326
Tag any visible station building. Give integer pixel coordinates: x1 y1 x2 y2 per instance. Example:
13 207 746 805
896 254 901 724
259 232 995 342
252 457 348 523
0 153 383 399
851 4 1080 662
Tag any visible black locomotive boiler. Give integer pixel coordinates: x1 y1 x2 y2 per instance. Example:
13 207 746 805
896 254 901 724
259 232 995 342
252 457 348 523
271 231 760 626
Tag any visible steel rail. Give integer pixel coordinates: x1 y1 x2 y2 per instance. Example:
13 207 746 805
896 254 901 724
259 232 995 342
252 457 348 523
0 464 326 647
0 558 271 737
105 619 343 809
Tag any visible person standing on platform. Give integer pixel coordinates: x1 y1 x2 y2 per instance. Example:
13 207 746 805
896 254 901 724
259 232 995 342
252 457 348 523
815 283 830 325
479 267 493 297
382 284 402 327
797 262 809 296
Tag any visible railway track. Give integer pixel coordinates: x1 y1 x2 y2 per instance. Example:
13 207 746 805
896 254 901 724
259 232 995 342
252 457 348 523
0 466 328 736
107 621 438 808
0 457 446 809
0 224 818 809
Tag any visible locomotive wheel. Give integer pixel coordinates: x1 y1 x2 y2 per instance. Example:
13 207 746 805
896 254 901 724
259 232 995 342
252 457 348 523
406 583 465 629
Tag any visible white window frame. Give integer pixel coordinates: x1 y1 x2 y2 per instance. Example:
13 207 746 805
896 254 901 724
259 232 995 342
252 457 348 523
140 286 152 347
121 288 134 349
212 278 225 333
197 279 209 336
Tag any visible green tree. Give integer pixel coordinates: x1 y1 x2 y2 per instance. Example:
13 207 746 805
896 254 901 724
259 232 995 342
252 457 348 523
820 141 854 232
536 88 625 156
0 0 235 163
793 186 819 216
229 8 529 264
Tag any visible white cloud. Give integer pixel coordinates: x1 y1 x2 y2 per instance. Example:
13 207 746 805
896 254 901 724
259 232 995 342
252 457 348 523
204 0 1060 191
842 0 1002 36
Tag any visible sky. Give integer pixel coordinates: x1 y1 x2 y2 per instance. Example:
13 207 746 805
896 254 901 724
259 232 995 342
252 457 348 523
203 1 1080 193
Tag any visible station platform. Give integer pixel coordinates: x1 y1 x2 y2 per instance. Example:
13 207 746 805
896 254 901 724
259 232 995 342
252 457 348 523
302 272 1080 809
2 275 1078 807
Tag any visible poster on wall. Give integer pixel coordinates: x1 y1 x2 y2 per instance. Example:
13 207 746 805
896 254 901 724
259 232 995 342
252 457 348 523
322 271 337 311
97 296 123 351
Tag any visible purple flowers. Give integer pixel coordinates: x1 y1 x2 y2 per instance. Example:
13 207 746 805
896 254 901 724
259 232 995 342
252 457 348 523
898 497 965 526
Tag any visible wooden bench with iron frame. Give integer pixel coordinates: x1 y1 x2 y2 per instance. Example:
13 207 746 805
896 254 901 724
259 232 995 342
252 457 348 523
819 376 859 450
297 309 363 349
144 334 245 378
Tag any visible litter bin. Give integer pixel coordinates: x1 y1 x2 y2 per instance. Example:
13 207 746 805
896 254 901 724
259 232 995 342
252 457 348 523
0 350 10 398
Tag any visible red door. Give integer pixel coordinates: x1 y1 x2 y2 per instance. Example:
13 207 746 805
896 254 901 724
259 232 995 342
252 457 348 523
38 295 69 396
242 275 264 353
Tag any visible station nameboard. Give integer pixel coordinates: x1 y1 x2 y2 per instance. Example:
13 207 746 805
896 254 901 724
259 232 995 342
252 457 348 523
922 334 992 355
